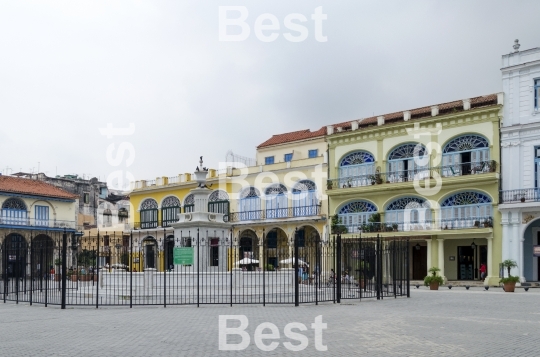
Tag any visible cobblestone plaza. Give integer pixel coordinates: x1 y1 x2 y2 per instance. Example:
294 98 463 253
1 288 538 356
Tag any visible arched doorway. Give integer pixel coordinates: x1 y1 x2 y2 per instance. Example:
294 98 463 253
32 234 54 279
142 237 158 270
523 218 540 281
3 233 28 278
264 227 288 269
238 230 259 271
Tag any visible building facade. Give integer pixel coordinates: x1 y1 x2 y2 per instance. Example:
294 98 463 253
128 130 328 272
326 94 503 285
0 175 79 277
499 40 540 282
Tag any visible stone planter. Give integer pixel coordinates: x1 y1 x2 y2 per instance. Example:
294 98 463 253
429 282 440 290
504 281 516 292
54 274 61 281
70 275 78 282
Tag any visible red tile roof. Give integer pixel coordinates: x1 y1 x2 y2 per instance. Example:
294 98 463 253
257 127 327 148
257 94 499 147
0 176 78 200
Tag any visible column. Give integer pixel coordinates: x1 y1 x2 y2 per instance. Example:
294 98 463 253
511 217 521 277
437 238 445 279
426 239 432 269
486 236 493 285
519 235 525 282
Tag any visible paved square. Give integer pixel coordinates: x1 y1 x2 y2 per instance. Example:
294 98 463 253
1 287 539 356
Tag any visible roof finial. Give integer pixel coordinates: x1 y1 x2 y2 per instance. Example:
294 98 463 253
513 39 520 52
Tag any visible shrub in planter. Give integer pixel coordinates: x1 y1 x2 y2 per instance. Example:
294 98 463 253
500 259 519 292
500 276 519 292
424 267 444 290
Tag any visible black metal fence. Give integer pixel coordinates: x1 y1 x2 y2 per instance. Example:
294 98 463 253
1 230 409 308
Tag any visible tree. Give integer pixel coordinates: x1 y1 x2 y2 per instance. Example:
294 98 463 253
501 259 517 278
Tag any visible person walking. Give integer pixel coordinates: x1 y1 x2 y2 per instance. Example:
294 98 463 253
479 263 487 281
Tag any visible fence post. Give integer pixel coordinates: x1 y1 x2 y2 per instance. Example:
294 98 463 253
315 236 319 305
230 228 233 307
3 235 7 303
96 231 99 309
406 238 410 298
29 234 33 306
164 228 167 308
262 229 265 307
197 228 200 308
61 229 67 309
376 234 381 300
130 231 133 308
294 228 299 307
336 233 341 304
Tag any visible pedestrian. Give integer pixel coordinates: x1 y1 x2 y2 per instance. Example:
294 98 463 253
49 265 55 280
479 263 487 281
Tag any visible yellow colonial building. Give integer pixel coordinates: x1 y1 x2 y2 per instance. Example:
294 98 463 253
128 129 329 271
326 93 503 285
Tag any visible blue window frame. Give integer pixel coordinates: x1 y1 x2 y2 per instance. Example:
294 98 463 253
265 156 274 165
284 153 293 162
535 146 540 188
308 149 318 158
35 205 49 226
535 79 540 109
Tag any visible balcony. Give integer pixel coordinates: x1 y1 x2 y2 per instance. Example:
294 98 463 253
500 188 540 204
227 205 322 223
327 160 497 190
0 217 77 230
334 216 493 235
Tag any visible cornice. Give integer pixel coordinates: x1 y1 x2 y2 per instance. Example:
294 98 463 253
328 106 501 148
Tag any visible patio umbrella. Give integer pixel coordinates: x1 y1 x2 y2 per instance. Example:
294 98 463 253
235 258 260 265
279 258 308 266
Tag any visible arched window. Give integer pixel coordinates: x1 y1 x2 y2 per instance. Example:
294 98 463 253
239 187 261 221
183 194 194 213
103 208 112 227
442 134 490 176
1 198 28 225
387 143 428 183
440 192 492 229
265 184 288 218
338 201 377 233
140 199 158 229
385 197 432 231
162 196 181 227
292 180 318 216
208 190 230 216
338 151 375 187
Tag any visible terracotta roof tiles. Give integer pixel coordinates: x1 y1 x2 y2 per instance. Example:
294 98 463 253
0 175 78 200
257 94 499 147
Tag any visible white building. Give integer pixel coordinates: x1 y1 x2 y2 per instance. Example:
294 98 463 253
500 40 540 282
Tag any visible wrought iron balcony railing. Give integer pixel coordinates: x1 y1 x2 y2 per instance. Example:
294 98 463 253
328 160 497 190
332 216 493 234
0 217 77 229
500 188 540 204
226 205 322 222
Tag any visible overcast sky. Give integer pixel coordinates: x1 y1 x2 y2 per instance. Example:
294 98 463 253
1 0 540 188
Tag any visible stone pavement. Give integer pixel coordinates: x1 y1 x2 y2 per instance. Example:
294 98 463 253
1 287 539 356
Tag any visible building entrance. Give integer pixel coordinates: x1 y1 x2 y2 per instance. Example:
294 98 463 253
412 245 427 280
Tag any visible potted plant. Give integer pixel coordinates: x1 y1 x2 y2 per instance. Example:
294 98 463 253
331 214 348 234
326 180 333 190
520 191 526 202
500 259 519 292
424 267 444 290
483 217 493 228
392 223 398 232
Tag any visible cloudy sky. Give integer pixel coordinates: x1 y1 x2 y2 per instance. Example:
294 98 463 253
1 0 540 188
